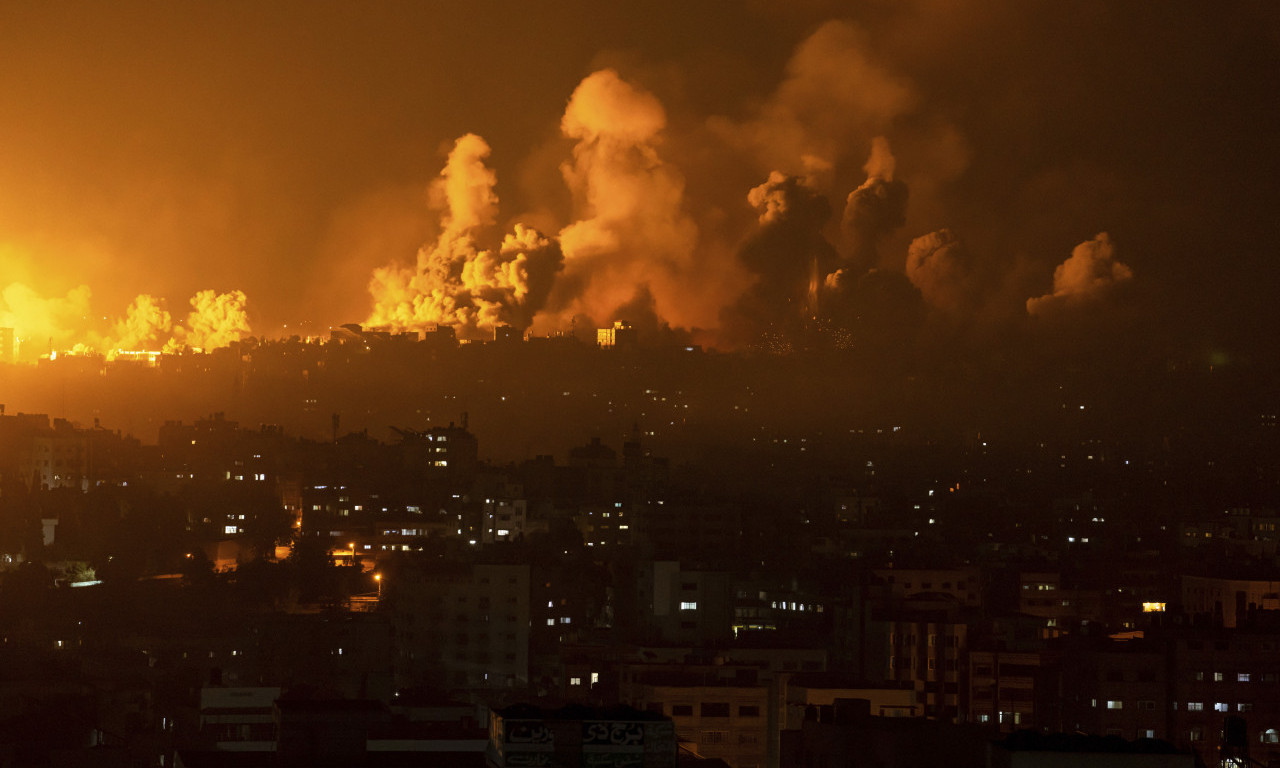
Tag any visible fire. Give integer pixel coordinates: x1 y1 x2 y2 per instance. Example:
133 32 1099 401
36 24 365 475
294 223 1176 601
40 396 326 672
0 283 252 364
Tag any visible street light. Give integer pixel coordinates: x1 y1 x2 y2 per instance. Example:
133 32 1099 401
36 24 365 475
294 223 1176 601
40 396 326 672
374 572 382 599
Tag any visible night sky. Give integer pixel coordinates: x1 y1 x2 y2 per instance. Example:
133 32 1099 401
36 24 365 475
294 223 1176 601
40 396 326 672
1 1 1276 358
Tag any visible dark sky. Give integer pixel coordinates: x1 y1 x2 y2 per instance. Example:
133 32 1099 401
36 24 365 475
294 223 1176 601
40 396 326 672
0 1 1276 357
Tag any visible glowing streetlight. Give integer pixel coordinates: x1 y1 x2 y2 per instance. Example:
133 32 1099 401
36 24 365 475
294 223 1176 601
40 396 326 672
374 572 382 599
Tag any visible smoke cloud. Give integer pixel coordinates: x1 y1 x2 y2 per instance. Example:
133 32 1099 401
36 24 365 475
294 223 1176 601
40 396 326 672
1026 232 1133 315
710 20 917 185
0 283 93 358
722 172 837 344
906 228 975 313
366 134 564 338
111 294 173 351
175 289 252 351
842 137 909 272
546 69 712 332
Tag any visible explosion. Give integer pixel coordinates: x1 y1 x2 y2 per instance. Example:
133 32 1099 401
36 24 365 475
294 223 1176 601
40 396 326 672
366 134 564 339
0 283 252 363
1026 233 1133 315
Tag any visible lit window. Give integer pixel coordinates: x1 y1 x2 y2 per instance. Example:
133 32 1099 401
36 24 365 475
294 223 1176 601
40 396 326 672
591 672 599 684
1238 673 1251 682
1106 700 1123 710
1214 672 1225 682
1214 702 1229 712
224 525 238 535
680 602 697 610
570 676 581 686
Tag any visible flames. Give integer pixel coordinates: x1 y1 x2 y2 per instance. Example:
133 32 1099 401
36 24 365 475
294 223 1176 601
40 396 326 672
0 19 1140 361
0 282 250 363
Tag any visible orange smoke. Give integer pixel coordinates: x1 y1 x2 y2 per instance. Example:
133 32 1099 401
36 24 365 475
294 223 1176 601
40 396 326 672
365 134 563 338
1026 233 1133 315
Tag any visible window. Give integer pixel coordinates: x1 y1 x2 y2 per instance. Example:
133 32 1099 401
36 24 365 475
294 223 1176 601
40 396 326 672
1214 672 1225 682
700 731 727 745
1263 729 1280 744
671 705 693 717
1214 702 1229 713
1190 727 1204 742
739 705 760 717
1142 729 1155 739
701 703 730 717
680 602 698 610
1187 702 1204 711
1239 703 1253 712
1138 700 1156 710
1238 673 1251 682
1106 700 1123 710
569 676 582 686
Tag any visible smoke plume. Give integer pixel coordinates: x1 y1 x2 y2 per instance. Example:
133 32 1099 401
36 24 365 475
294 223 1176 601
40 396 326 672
111 294 173 352
906 228 975 313
547 69 711 331
723 171 837 343
175 290 251 351
842 137 909 272
1026 232 1133 315
0 283 93 358
366 134 563 338
710 20 917 185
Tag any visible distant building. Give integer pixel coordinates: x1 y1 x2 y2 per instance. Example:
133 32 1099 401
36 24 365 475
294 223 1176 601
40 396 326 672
597 321 637 348
386 562 530 691
1181 574 1280 627
487 703 676 768
492 324 522 343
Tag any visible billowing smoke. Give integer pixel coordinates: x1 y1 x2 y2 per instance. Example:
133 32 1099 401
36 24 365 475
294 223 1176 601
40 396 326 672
367 134 563 338
0 283 92 358
710 20 917 185
111 294 173 351
1026 232 1133 315
906 228 975 312
545 69 715 332
842 137 909 272
0 284 250 361
723 171 837 344
174 289 251 351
